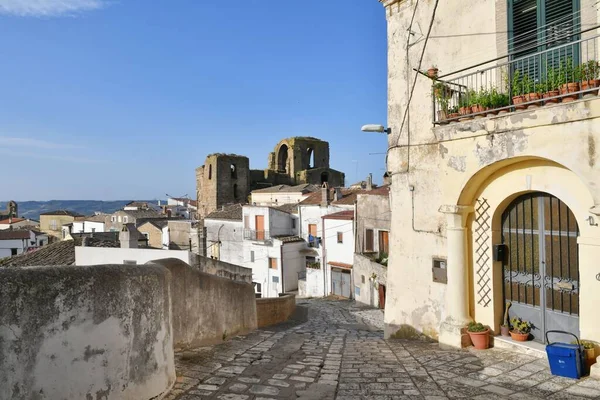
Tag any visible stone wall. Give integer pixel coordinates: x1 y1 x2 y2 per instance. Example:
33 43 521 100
150 258 257 348
0 264 175 400
353 253 388 308
256 294 296 327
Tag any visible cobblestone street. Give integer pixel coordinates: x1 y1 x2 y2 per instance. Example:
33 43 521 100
167 299 600 400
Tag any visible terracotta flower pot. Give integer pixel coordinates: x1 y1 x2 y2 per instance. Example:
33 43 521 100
500 325 510 337
510 330 529 342
427 68 439 79
581 79 600 96
468 328 490 350
512 95 526 110
560 82 580 103
524 92 542 108
448 112 460 123
543 90 560 105
584 348 597 372
459 106 472 115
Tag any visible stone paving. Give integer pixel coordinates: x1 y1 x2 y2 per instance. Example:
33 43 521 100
167 299 600 400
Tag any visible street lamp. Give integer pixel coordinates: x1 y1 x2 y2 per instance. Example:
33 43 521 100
361 124 391 134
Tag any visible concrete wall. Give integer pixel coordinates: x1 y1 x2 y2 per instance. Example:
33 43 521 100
190 253 253 284
299 267 324 298
204 218 244 266
356 192 390 253
243 240 284 297
75 246 191 265
354 253 388 308
149 258 257 348
256 294 296 328
138 221 163 249
0 264 175 400
280 240 307 292
40 215 75 238
167 220 192 250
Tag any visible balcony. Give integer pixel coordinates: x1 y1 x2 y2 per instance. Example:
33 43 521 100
243 229 270 242
432 33 600 125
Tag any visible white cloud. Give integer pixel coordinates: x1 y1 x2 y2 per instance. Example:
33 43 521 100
0 0 106 17
0 136 81 149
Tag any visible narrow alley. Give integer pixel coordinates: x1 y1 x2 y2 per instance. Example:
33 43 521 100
165 299 600 400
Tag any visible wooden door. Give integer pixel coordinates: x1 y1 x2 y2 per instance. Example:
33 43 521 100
379 231 389 255
255 215 265 240
378 284 386 309
308 224 317 237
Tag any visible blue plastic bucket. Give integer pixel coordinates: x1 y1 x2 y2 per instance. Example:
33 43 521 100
545 330 584 379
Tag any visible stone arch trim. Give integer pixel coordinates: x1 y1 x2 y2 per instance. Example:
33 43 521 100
459 159 597 333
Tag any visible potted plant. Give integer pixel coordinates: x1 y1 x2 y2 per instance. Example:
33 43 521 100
458 93 472 118
500 301 511 337
511 70 526 110
580 60 600 96
558 58 580 103
543 67 561 105
522 74 541 108
467 321 490 350
469 89 485 117
448 105 459 122
434 83 451 122
510 317 532 341
427 65 439 79
581 341 597 371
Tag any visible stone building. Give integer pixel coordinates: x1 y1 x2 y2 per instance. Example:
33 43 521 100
377 0 600 352
0 201 18 219
196 137 345 218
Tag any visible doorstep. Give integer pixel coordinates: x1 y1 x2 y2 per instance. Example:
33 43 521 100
494 335 547 359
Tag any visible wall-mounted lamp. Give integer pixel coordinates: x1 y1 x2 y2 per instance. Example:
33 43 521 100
589 216 598 226
361 124 392 134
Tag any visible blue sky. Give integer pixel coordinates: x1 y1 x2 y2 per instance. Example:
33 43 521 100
0 0 387 201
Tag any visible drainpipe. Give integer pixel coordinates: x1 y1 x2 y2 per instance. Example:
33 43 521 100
280 243 285 294
322 215 327 296
354 200 358 253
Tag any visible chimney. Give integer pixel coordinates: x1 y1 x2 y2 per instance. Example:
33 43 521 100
367 173 373 191
119 225 138 249
334 187 343 201
321 183 329 207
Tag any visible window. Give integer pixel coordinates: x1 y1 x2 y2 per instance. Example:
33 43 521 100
39 240 43 246
118 216 122 223
269 257 277 269
508 0 580 78
337 232 343 243
254 282 262 295
251 251 255 262
142 232 149 239
50 220 57 230
10 248 17 256
208 164 212 180
308 224 317 237
123 216 128 223
365 229 374 252
231 164 237 179
291 219 296 229
379 230 389 255
361 275 365 284
307 148 314 169
30 241 35 245
233 184 239 200
111 216 116 222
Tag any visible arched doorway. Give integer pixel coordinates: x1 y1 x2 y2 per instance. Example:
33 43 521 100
501 192 579 342
277 145 288 173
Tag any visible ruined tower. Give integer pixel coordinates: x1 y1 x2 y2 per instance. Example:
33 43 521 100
196 154 250 218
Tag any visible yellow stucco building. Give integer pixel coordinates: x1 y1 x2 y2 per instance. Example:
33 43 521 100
378 0 600 363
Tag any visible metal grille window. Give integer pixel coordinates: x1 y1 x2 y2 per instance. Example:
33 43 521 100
501 192 580 342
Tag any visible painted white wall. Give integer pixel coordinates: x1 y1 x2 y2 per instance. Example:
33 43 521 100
300 267 325 298
323 218 354 265
0 220 38 231
243 206 296 238
251 192 309 206
161 226 169 249
75 247 191 266
280 240 306 292
0 232 48 258
204 218 244 266
242 240 283 298
71 221 105 234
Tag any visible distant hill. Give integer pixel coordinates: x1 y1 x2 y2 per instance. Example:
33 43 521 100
0 200 165 221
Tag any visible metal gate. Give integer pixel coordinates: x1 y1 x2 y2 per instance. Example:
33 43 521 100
331 268 351 298
502 192 580 342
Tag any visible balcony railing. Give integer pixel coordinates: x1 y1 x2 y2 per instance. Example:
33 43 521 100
243 229 270 241
432 32 600 124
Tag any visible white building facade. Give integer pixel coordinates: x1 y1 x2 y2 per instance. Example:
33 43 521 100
0 230 48 258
